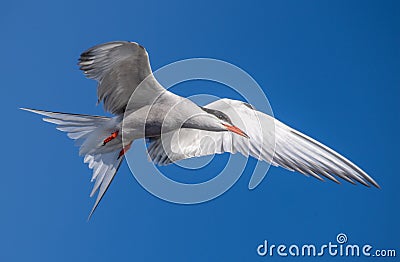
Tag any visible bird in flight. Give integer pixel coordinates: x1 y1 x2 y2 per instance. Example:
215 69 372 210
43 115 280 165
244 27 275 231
21 41 379 219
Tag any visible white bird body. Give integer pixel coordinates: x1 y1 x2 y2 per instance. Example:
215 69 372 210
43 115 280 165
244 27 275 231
21 41 379 219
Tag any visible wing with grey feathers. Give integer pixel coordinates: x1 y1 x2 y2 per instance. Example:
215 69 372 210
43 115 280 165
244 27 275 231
78 41 165 115
147 99 380 189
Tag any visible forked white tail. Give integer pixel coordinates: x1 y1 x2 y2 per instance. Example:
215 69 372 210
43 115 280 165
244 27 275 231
21 108 123 219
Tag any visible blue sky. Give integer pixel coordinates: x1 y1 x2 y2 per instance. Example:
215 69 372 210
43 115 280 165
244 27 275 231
2 0 399 261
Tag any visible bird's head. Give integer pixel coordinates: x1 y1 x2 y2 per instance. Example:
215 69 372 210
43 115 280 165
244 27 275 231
182 107 249 138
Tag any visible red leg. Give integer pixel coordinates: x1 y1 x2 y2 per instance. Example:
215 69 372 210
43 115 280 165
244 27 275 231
118 142 132 159
103 130 119 145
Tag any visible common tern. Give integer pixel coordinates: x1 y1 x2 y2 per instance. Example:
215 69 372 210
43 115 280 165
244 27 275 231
21 41 379 219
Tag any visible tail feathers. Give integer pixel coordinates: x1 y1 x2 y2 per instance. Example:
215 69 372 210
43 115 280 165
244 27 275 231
20 108 111 147
21 108 123 219
85 151 124 220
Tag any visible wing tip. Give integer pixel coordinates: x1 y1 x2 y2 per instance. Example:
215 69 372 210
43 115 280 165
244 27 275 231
370 180 381 189
363 175 381 189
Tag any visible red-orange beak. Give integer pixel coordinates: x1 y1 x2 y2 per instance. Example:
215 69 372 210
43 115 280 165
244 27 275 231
222 124 250 138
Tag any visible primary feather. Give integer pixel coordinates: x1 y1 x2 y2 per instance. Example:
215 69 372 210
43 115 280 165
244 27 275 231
147 99 380 189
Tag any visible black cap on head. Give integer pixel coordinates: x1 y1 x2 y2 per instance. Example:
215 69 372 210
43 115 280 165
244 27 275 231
200 107 233 125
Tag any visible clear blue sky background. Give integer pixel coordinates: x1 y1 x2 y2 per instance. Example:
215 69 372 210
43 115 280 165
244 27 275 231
1 1 399 261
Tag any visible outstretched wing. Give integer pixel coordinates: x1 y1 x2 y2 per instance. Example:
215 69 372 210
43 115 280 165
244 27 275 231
147 99 380 189
78 41 165 115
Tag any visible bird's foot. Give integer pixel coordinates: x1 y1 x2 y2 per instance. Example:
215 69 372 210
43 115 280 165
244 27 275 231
118 142 132 159
103 130 119 145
